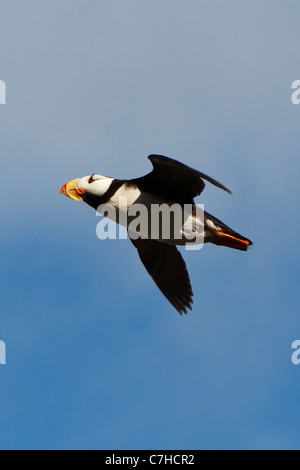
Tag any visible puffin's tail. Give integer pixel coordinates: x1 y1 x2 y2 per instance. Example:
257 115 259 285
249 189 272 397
205 212 253 252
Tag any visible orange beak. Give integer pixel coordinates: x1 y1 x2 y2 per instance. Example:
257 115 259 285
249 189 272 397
60 179 84 202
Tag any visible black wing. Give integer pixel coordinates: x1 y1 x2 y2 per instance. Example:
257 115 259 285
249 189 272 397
131 155 231 204
129 234 193 315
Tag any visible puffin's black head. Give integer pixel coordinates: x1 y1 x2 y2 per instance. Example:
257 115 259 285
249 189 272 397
60 174 115 206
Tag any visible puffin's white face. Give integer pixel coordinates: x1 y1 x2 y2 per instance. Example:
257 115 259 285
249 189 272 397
77 175 115 197
60 174 114 201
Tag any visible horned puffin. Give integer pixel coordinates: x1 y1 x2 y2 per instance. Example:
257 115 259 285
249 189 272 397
60 155 252 314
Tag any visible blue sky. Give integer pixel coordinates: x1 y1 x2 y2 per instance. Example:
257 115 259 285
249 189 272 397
0 0 300 450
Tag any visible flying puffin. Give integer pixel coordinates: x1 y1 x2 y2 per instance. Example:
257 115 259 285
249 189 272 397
60 155 252 314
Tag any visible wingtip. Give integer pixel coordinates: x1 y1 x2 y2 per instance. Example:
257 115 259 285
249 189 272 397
177 300 193 316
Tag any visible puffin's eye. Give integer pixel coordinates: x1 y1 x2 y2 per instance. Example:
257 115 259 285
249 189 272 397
88 174 96 184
